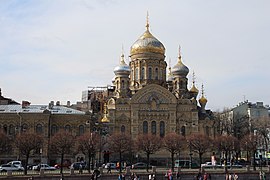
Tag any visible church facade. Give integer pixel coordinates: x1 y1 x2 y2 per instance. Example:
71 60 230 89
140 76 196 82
101 19 216 140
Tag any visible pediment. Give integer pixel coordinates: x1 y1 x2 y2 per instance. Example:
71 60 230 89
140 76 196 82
130 84 177 104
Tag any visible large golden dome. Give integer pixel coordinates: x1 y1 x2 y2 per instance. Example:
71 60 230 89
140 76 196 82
130 21 165 55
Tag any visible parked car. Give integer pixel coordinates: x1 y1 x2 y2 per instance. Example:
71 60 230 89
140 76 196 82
7 161 22 168
0 164 24 172
201 162 222 168
33 164 56 171
54 161 71 169
70 162 87 170
175 160 199 168
222 162 243 168
132 162 150 169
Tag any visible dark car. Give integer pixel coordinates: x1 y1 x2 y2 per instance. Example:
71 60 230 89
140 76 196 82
70 162 86 170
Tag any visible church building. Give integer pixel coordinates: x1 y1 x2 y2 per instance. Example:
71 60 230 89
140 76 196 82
100 17 215 140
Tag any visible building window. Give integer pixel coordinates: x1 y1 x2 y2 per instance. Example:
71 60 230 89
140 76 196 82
36 124 43 134
65 125 72 132
9 125 15 135
3 125 7 134
22 124 28 132
160 69 163 80
121 125 125 133
79 125 84 136
151 121 156 135
148 67 152 79
135 68 139 80
121 80 125 89
181 126 186 136
51 125 58 136
141 67 145 80
160 121 165 137
155 68 158 80
143 121 148 134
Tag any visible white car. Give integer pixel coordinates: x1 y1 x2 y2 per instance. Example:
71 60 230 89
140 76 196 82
0 164 24 172
33 164 56 171
7 161 22 167
201 162 221 168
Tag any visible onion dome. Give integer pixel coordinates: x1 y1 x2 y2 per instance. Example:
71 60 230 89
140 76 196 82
130 14 165 56
113 53 130 76
172 47 189 77
199 84 208 105
189 72 199 93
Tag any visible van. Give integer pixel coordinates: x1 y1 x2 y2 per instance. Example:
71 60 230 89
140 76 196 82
174 160 199 168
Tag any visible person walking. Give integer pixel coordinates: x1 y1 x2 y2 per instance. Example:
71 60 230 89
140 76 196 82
107 163 111 174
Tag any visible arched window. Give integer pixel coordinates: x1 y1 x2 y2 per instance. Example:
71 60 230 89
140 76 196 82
135 68 139 80
22 124 28 131
160 121 165 137
121 80 125 89
36 124 43 134
9 124 15 135
3 125 7 134
121 125 125 133
151 121 156 135
79 125 84 136
181 126 186 137
141 67 145 79
155 68 158 80
160 69 163 80
65 125 72 132
143 121 148 134
148 67 152 79
51 125 58 136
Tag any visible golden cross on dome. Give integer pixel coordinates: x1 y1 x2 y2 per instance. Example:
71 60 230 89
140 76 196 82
146 11 149 30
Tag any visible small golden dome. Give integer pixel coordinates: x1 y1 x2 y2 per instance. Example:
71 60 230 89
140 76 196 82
199 96 208 104
190 84 199 93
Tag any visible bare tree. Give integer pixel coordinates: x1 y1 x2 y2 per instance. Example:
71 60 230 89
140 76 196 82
77 132 100 173
0 131 12 154
214 135 238 170
186 133 212 167
163 133 185 172
240 134 259 171
15 132 43 175
135 134 162 172
50 130 75 175
108 133 132 173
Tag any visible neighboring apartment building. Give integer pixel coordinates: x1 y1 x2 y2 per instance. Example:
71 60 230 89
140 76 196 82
0 99 90 165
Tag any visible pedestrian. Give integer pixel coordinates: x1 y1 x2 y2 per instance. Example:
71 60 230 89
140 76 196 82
118 173 123 180
233 173 238 180
122 173 126 180
203 172 208 180
79 164 83 174
107 163 111 174
149 173 152 180
152 174 156 180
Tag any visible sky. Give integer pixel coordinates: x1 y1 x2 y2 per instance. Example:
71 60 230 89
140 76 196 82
0 0 269 111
